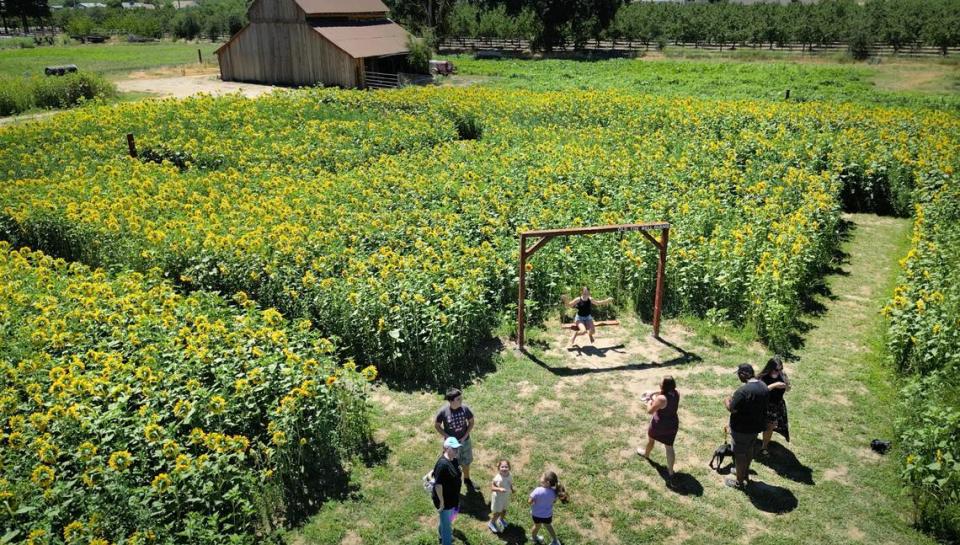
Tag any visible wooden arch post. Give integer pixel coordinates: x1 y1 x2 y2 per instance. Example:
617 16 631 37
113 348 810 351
517 222 670 350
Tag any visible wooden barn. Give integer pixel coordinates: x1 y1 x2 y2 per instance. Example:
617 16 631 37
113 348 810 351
216 0 413 88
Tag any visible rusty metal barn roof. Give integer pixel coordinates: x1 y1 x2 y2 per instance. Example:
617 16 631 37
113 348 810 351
313 20 410 58
294 0 388 15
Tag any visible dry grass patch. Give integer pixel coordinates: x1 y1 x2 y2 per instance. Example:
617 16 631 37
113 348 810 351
823 464 850 484
124 63 219 79
847 526 866 541
516 380 539 398
339 531 362 545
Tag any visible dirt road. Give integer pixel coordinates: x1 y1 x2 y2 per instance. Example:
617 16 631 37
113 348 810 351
1 74 278 126
116 74 277 98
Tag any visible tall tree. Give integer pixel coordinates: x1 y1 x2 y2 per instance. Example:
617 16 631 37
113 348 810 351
7 0 49 31
448 0 478 37
0 0 10 34
386 0 456 37
525 0 621 50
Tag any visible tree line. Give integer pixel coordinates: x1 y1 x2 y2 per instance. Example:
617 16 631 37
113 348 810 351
1 0 50 32
6 0 958 55
1 0 246 41
388 0 960 54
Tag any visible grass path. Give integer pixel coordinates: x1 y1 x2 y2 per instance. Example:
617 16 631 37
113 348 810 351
292 213 929 545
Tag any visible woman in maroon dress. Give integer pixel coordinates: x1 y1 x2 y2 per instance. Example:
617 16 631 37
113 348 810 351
637 376 680 478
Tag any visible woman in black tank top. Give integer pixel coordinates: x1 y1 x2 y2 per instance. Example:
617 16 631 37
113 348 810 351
758 356 790 455
565 287 613 346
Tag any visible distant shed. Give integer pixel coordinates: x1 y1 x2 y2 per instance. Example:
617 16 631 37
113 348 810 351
216 0 412 88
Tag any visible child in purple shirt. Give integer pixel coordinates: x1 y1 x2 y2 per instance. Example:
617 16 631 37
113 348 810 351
529 470 569 545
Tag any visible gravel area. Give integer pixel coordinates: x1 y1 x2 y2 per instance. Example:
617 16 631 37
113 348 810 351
117 74 278 98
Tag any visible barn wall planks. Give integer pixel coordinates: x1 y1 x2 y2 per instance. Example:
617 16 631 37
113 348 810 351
219 22 357 87
248 0 303 23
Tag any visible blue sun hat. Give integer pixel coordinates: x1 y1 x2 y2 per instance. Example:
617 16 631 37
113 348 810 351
443 437 461 449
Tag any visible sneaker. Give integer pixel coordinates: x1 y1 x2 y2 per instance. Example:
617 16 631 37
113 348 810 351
488 521 500 534
497 518 507 531
550 539 562 545
533 535 545 544
724 477 745 490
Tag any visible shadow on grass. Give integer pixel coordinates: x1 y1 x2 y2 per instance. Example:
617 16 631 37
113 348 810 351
278 420 390 527
494 524 531 544
357 436 391 467
379 336 505 393
756 442 815 485
744 480 799 513
453 529 473 544
282 462 359 527
521 336 701 377
645 458 704 497
566 343 626 357
712 463 757 479
459 486 492 521
782 218 855 353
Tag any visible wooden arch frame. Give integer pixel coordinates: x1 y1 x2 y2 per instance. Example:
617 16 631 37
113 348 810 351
517 222 670 350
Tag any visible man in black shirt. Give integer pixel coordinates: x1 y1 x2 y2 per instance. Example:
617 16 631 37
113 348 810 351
433 437 463 545
435 388 475 489
724 363 769 489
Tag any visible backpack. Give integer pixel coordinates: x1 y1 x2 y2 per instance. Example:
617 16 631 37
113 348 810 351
870 439 891 455
422 470 436 495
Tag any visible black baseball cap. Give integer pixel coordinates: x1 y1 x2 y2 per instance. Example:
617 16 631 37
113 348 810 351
736 364 755 377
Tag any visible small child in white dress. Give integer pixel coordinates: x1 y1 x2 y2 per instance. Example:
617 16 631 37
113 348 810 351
488 459 514 533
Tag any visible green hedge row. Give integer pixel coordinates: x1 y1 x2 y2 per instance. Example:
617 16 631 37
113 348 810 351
0 72 116 117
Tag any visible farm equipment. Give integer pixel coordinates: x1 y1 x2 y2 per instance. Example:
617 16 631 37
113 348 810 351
429 59 456 76
44 64 78 76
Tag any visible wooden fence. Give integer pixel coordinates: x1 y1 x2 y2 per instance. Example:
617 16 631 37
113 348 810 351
439 37 960 58
364 71 434 90
364 70 400 89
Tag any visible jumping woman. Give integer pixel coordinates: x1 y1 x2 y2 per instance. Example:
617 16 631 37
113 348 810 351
566 287 613 346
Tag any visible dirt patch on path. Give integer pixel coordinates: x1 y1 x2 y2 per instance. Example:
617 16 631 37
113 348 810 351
1 74 278 127
546 319 696 374
533 318 724 419
117 74 278 99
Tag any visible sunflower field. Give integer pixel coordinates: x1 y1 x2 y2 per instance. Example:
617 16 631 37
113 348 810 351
1 88 955 380
885 156 960 535
1 82 959 542
0 242 374 544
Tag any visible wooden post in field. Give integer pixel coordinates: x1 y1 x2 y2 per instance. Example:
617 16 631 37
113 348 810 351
517 233 527 349
126 133 137 158
785 89 791 100
652 227 669 339
198 49 203 64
